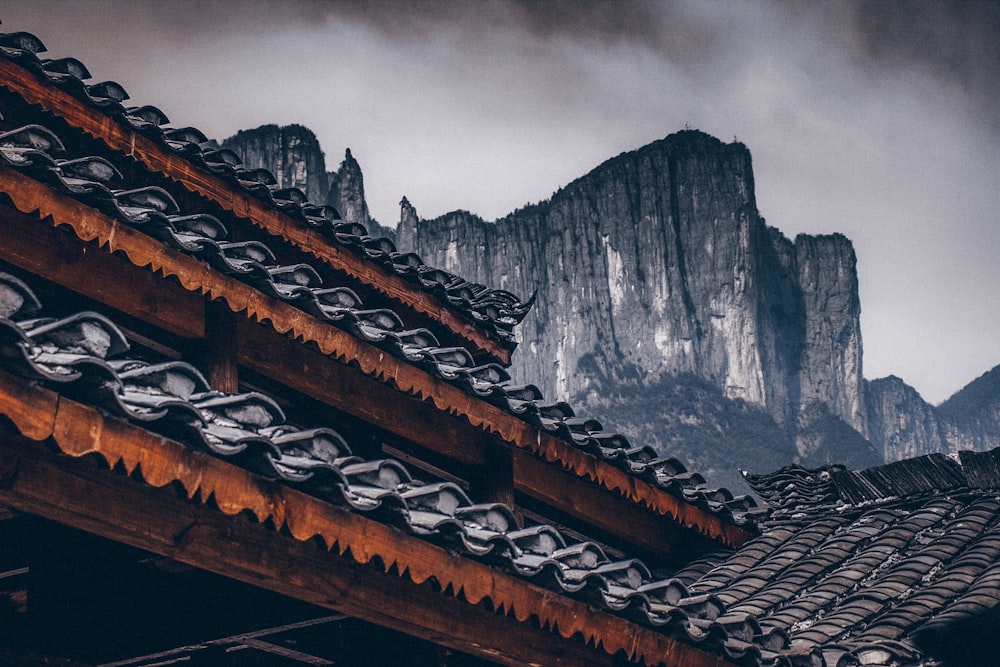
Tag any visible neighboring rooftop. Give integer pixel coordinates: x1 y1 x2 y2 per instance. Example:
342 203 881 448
667 453 1000 667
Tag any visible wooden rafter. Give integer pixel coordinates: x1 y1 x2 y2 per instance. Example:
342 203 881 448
0 371 736 667
0 167 754 551
100 616 347 667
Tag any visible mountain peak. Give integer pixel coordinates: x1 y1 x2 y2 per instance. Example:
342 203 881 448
222 123 328 200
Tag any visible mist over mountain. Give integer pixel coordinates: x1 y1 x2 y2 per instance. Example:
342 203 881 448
224 124 998 489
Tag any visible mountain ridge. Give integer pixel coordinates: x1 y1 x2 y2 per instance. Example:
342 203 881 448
224 123 999 486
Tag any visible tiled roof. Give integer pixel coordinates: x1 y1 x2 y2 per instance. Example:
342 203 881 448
0 40 760 529
0 29 534 344
664 455 1000 667
0 271 770 666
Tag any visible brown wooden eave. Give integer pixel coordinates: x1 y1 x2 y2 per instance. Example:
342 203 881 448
0 57 515 366
0 370 736 667
0 165 754 553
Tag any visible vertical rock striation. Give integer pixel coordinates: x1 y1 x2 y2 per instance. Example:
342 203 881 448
223 124 329 201
938 366 1000 452
223 125 394 240
398 131 866 449
224 122 997 470
866 376 946 461
328 149 372 228
866 367 1000 461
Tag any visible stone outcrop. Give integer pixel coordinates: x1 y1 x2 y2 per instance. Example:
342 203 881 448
939 366 1000 452
329 148 379 233
866 367 1000 461
224 123 997 472
865 376 947 461
397 131 866 451
223 124 329 202
223 125 393 238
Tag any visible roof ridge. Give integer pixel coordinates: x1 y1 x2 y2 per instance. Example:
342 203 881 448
747 448 1000 516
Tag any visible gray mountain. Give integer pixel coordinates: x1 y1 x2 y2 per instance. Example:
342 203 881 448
222 124 395 238
398 132 868 457
867 367 1000 462
224 124 996 485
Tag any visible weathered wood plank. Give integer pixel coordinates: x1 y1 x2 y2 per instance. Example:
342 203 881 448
205 301 240 393
236 321 488 466
0 372 737 667
0 438 594 666
513 449 714 561
0 203 203 339
0 427 727 667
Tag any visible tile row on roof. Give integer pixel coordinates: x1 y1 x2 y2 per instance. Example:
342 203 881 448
745 451 1000 519
665 455 1000 666
0 117 760 527
0 29 533 342
0 271 800 666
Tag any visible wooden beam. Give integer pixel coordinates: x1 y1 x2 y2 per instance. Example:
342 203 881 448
0 374 737 667
237 322 734 555
512 450 716 562
237 320 488 467
0 436 609 667
100 615 347 667
0 203 203 339
204 301 239 393
0 58 513 367
0 432 727 667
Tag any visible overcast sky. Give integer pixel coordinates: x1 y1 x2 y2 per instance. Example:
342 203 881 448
4 1 998 405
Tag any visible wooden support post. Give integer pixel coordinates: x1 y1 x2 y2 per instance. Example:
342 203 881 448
204 301 239 394
473 445 520 527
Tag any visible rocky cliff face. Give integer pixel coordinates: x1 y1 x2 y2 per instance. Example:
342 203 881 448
865 376 946 461
397 131 867 453
866 367 1000 461
224 124 329 202
225 122 997 473
939 367 1000 452
223 125 390 236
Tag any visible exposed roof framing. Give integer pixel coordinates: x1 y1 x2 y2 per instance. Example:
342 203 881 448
0 370 736 667
0 165 754 553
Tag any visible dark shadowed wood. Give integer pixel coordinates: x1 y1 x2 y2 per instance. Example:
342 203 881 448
512 450 717 561
237 320 489 466
0 202 204 339
0 423 731 667
0 373 736 667
473 444 518 522
0 438 608 667
205 301 239 393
